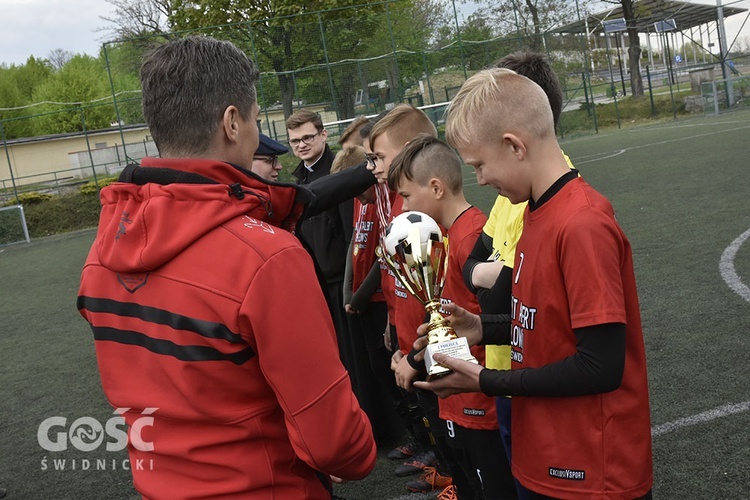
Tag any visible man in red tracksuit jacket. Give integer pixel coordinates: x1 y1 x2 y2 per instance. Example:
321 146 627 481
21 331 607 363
77 36 376 499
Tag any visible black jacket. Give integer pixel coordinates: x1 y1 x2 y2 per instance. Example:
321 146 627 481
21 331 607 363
293 144 376 284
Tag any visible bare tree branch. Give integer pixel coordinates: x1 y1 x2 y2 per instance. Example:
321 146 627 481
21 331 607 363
98 0 176 40
47 49 74 70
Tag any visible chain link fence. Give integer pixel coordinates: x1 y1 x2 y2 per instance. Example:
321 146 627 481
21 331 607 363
2 0 749 202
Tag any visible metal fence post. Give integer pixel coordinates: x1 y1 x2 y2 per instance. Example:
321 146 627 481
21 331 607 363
385 3 403 103
451 0 468 80
646 65 656 116
421 51 435 105
103 43 129 165
318 12 339 121
248 24 272 135
80 106 99 194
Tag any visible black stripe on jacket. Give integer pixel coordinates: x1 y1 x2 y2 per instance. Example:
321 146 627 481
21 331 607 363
91 326 256 365
77 296 256 365
77 296 244 343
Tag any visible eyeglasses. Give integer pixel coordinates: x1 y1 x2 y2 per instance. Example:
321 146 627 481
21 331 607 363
364 153 378 168
253 156 280 167
288 131 321 147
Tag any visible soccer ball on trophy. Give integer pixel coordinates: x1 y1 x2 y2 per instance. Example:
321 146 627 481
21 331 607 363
384 211 442 258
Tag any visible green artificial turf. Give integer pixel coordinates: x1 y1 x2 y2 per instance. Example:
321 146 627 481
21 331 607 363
1 110 749 499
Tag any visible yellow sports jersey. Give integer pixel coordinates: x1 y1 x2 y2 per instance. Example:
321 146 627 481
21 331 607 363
483 152 575 370
482 197 526 371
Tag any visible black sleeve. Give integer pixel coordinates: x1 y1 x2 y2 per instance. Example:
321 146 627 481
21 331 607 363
462 231 494 294
478 323 626 397
479 313 512 345
305 163 376 217
406 348 425 372
476 265 513 315
339 198 354 245
350 261 381 312
342 237 354 306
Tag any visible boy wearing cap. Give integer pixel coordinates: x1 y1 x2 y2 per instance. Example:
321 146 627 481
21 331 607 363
251 133 288 181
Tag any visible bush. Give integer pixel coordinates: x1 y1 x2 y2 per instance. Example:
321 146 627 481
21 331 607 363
561 89 692 134
1 192 53 208
79 175 118 195
22 192 102 237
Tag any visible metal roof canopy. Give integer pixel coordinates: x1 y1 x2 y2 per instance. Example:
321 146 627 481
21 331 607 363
551 0 747 35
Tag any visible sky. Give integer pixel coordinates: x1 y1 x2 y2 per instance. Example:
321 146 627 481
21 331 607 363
0 0 116 66
1 0 749 67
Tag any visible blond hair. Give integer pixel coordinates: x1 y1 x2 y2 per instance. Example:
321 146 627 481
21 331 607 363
388 134 463 194
338 116 369 146
446 68 554 150
331 145 366 174
369 104 437 151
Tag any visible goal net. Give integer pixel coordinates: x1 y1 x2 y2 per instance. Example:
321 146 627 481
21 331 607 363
0 205 31 246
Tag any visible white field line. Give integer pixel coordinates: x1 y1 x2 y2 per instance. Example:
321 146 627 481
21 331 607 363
719 227 750 303
652 401 750 437
389 401 750 498
569 122 750 163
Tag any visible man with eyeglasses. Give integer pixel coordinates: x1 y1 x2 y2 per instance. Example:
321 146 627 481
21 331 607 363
251 133 288 182
286 110 361 390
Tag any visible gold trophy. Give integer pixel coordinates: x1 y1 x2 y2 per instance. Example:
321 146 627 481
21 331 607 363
379 211 478 380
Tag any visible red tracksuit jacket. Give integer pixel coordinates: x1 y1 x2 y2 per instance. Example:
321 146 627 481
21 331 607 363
77 157 376 499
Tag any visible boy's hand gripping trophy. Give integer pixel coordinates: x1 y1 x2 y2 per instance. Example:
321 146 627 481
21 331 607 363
378 211 478 380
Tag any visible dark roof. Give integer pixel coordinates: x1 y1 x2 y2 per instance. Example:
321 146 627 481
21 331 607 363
551 0 747 35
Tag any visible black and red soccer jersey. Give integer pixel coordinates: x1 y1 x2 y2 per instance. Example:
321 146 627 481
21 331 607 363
352 199 384 302
439 207 498 430
510 176 652 498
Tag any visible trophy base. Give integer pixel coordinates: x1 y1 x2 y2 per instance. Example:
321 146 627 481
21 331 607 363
425 337 478 381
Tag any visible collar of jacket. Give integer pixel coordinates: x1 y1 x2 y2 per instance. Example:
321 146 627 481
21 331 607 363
131 157 313 230
292 143 333 182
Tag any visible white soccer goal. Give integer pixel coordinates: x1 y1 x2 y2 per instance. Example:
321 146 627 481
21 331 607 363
0 205 31 246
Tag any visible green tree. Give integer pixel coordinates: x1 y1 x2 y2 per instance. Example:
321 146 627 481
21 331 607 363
100 0 449 119
620 0 644 97
31 55 113 135
0 58 53 139
345 0 447 112
0 68 31 139
12 57 53 101
168 0 418 120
